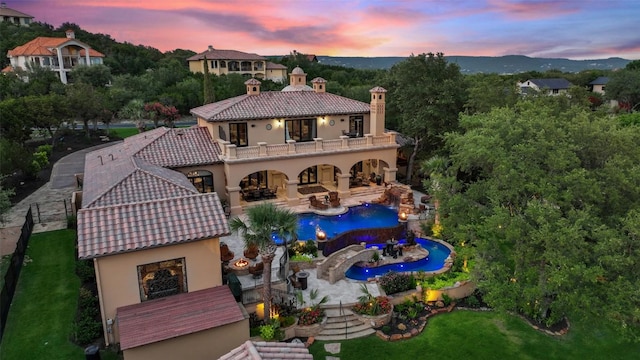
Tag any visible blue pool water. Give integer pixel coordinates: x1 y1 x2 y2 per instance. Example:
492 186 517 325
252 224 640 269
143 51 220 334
344 238 451 281
296 203 400 241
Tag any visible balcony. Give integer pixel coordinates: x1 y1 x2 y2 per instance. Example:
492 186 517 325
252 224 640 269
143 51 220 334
219 133 397 162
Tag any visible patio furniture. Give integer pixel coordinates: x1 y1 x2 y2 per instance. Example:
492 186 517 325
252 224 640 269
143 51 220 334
244 244 259 260
309 195 329 210
248 262 264 278
328 191 340 207
220 243 235 263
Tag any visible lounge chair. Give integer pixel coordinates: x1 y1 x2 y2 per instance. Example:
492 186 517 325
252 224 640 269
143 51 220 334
249 262 264 278
328 191 340 207
309 195 328 210
244 244 259 260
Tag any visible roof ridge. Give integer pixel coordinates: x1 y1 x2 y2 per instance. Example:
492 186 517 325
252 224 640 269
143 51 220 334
84 191 219 211
84 156 137 208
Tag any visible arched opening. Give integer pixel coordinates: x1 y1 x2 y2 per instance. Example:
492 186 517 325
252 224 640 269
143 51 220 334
239 170 287 202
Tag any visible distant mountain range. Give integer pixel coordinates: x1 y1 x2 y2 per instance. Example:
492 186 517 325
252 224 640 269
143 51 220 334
315 55 631 74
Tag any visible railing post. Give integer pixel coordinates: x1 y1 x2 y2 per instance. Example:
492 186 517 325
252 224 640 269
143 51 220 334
226 144 237 159
340 135 349 149
314 138 324 151
257 142 267 156
287 140 296 154
365 134 373 146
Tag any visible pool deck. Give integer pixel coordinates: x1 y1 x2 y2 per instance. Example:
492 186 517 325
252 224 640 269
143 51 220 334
223 189 430 307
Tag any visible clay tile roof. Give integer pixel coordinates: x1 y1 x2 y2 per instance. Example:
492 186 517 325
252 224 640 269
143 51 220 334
266 62 287 70
311 77 326 83
190 91 370 122
77 192 230 259
7 36 105 58
187 49 265 61
0 6 34 18
220 340 313 360
1 65 13 73
133 126 222 168
118 286 245 350
369 86 387 93
244 78 261 85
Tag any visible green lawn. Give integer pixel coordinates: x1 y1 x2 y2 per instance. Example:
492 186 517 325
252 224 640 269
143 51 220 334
108 127 138 139
309 310 640 360
0 230 119 360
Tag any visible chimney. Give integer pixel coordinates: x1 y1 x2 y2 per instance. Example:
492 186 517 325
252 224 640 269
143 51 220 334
66 29 75 39
208 45 214 51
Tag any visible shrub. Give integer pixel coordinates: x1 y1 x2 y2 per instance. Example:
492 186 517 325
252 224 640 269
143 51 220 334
75 260 95 283
442 293 452 307
32 150 49 168
67 214 77 229
298 307 325 326
464 294 480 308
353 284 392 316
382 325 391 334
73 287 101 345
259 321 279 340
379 271 415 295
279 315 296 328
36 144 53 157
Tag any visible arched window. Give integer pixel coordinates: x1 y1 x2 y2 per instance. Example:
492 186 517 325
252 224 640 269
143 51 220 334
187 170 214 193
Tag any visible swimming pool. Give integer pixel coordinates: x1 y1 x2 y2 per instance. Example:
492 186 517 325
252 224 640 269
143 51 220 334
296 203 400 241
344 238 451 281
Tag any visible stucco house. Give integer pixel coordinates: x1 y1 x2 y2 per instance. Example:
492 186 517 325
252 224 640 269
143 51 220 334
190 66 399 215
75 67 397 357
76 127 249 359
518 78 572 95
0 2 33 26
6 29 105 84
589 76 609 95
187 46 287 83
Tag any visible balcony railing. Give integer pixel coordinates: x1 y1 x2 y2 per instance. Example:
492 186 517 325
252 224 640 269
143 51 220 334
219 133 397 161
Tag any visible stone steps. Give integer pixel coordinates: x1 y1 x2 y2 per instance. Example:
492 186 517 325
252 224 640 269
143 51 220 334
315 307 374 341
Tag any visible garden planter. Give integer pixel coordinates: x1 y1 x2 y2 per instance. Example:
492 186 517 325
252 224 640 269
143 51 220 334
294 320 324 337
353 306 393 328
281 318 298 340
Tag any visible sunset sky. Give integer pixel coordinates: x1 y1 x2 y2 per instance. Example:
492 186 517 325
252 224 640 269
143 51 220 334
15 0 640 60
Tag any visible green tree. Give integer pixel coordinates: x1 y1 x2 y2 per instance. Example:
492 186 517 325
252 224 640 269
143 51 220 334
0 177 15 223
22 94 70 146
464 73 519 114
202 56 215 104
440 96 640 339
70 64 112 88
385 53 467 184
229 203 298 319
606 68 640 112
65 83 104 137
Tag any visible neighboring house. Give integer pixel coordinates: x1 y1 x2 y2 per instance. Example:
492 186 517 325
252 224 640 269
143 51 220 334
190 66 399 215
0 2 33 26
518 78 572 95
76 127 249 360
220 340 313 359
187 46 286 83
6 29 105 84
589 76 609 95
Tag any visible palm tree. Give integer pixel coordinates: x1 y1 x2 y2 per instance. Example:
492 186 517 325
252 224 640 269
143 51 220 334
229 203 298 319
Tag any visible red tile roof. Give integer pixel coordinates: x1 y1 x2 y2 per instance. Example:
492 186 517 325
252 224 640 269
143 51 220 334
77 192 230 259
7 36 105 57
133 126 221 168
266 62 287 70
78 127 227 259
187 49 265 61
118 286 245 350
190 91 371 122
220 340 313 360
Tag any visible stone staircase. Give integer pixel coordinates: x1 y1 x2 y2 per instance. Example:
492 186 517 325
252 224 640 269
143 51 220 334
316 307 375 341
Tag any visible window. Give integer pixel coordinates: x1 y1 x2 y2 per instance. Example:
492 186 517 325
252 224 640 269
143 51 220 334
285 119 315 142
298 166 317 185
552 89 559 94
211 60 218 69
228 61 239 71
230 123 248 147
220 60 226 68
137 258 187 301
187 170 214 193
241 61 252 71
349 116 363 137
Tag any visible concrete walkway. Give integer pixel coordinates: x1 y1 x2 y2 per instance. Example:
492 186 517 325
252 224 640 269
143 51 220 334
0 142 118 256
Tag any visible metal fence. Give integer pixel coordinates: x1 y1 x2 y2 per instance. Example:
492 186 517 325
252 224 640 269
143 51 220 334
30 199 72 224
0 208 34 343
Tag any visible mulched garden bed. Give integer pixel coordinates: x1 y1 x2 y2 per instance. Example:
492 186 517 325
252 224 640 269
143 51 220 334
6 129 121 205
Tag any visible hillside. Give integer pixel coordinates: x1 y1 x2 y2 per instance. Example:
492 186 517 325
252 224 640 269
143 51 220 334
316 55 631 74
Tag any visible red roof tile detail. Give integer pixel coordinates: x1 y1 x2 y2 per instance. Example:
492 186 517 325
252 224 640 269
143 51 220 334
187 49 265 61
77 193 229 259
118 286 245 350
190 91 370 122
133 126 222 167
7 36 104 57
220 340 313 360
266 61 287 70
